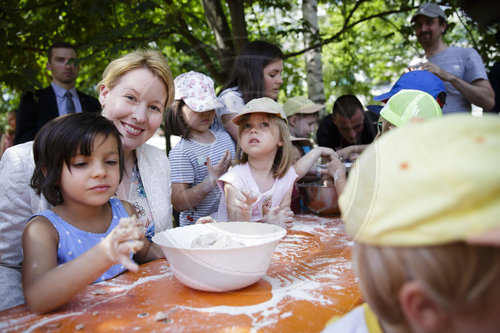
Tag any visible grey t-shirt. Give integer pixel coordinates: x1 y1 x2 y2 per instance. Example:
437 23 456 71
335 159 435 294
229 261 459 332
428 46 489 114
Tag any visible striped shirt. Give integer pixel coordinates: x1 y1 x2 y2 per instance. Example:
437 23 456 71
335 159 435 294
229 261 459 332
169 129 235 226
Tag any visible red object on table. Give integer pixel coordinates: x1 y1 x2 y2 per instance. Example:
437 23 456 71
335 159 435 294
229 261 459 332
0 215 361 332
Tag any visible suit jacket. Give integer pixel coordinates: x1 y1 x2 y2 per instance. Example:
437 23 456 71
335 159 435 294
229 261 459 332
14 86 101 144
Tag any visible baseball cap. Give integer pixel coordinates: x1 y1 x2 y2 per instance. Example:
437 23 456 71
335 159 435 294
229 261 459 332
232 97 287 125
174 71 223 112
339 114 500 247
380 89 442 127
373 70 446 102
283 96 324 117
366 105 383 115
411 3 446 22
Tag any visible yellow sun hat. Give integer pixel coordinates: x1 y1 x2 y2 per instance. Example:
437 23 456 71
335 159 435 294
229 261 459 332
339 114 500 247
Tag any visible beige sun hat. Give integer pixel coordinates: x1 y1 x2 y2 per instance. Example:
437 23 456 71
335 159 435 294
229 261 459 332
283 96 325 117
232 97 287 125
339 114 500 247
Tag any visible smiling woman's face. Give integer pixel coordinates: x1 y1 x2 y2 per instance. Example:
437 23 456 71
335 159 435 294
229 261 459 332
99 68 167 152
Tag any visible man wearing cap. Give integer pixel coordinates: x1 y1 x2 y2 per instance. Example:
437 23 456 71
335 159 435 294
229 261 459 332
316 95 378 158
412 3 494 113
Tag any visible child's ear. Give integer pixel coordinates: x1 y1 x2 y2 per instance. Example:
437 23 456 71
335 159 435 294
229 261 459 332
41 166 48 177
288 115 297 127
399 281 450 331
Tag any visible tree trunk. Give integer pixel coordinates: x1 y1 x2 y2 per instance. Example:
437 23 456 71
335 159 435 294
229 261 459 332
302 0 327 117
201 0 237 83
227 0 248 56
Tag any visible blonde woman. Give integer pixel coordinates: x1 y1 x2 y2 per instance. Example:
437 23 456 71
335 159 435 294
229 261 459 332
0 49 174 311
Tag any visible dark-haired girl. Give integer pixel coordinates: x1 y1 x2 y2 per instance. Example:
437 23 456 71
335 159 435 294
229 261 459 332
22 113 163 314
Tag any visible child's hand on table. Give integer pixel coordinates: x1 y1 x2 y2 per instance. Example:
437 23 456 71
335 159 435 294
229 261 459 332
263 207 294 229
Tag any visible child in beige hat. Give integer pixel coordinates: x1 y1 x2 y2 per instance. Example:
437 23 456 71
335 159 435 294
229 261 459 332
284 96 324 140
323 114 500 333
214 97 336 227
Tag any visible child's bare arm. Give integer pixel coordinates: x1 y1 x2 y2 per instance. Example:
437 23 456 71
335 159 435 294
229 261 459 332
22 216 144 314
171 150 232 212
319 158 347 195
293 147 338 179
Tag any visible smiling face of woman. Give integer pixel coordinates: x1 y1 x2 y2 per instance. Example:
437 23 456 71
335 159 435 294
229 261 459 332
99 67 167 152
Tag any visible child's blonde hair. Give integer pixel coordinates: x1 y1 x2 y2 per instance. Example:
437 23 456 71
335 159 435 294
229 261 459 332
235 113 293 179
353 242 500 332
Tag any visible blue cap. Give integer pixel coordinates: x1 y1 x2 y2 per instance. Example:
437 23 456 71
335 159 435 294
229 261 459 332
373 70 446 102
366 105 383 115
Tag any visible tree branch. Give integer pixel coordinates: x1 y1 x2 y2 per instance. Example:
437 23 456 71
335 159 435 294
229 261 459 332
172 6 224 82
285 7 415 59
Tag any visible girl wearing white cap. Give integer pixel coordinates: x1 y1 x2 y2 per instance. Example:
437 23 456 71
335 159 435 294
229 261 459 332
166 71 235 227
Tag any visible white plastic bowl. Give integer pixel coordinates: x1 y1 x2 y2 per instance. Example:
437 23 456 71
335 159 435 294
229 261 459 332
152 222 286 292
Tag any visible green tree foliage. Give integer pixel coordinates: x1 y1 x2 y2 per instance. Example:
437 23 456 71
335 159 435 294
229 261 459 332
1 0 498 116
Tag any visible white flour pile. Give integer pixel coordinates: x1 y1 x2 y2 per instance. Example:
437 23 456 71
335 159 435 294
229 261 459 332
191 232 247 249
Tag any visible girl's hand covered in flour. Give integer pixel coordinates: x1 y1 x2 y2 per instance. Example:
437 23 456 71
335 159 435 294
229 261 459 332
99 216 145 272
263 207 294 229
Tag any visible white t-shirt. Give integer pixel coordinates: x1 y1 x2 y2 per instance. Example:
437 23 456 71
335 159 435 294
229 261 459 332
214 87 244 132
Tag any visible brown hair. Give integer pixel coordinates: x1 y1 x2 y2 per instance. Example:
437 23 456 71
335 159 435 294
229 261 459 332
332 95 364 118
164 99 192 139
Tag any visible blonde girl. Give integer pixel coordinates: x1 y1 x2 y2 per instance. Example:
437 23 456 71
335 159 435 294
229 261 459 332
215 97 336 228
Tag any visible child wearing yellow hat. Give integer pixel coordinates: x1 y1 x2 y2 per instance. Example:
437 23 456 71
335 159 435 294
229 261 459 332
323 114 500 333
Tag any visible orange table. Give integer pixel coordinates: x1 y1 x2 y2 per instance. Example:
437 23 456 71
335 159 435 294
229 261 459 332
0 215 361 332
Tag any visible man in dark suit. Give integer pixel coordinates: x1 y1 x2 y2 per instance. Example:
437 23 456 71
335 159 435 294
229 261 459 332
14 42 101 144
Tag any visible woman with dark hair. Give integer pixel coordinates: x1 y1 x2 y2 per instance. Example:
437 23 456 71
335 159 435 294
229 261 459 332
216 40 284 141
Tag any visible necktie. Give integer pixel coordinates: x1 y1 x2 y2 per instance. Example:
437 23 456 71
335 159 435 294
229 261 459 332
64 91 75 114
